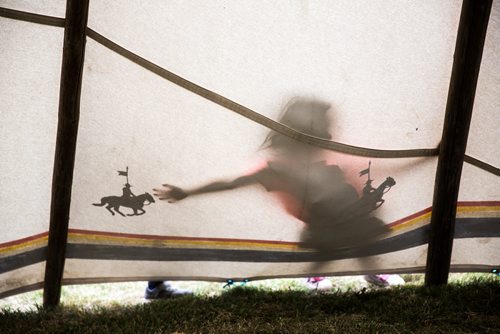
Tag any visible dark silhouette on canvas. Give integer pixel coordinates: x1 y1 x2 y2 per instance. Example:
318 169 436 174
93 167 155 216
359 160 395 211
154 98 394 254
122 183 136 199
361 177 395 210
93 192 155 216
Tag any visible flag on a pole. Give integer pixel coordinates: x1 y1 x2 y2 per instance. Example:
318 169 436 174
118 166 129 184
359 168 370 177
359 161 371 177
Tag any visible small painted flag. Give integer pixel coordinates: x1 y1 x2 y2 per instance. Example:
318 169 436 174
359 168 370 177
118 170 128 176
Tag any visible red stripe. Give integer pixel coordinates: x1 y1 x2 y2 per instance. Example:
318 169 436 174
68 228 299 246
1 201 498 248
387 201 500 228
387 207 432 228
457 201 500 207
0 232 48 248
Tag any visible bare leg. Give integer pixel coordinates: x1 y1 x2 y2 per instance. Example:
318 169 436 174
309 260 328 277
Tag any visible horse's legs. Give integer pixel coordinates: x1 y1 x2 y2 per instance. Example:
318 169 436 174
114 206 127 217
127 209 137 217
137 208 146 215
106 205 115 216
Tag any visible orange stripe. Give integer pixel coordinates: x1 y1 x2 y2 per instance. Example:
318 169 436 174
68 233 301 251
68 228 299 246
457 206 500 212
0 201 498 254
390 211 432 232
0 232 48 248
457 201 500 207
388 201 499 229
0 236 48 255
388 207 432 228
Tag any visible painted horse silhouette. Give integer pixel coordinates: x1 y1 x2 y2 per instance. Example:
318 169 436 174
93 192 155 216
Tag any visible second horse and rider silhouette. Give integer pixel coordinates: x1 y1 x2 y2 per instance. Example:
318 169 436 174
153 98 396 253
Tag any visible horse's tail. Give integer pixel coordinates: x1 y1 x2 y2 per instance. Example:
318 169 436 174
92 199 106 206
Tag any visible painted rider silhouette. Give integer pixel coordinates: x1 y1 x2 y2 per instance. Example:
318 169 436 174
362 179 376 197
122 183 136 204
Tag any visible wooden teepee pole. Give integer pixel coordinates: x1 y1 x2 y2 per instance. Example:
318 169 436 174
425 0 492 286
43 0 90 308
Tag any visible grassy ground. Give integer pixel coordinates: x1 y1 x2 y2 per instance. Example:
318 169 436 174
0 274 498 333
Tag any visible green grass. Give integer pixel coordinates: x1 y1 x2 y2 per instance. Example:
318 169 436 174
0 274 498 333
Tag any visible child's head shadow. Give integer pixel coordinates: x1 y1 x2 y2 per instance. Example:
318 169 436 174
261 97 334 159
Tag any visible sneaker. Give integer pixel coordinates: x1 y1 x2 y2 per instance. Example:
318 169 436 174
364 274 405 287
385 274 405 286
144 281 192 299
305 277 333 291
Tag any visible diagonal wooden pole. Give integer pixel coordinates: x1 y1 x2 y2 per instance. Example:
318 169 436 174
425 0 492 286
43 0 90 308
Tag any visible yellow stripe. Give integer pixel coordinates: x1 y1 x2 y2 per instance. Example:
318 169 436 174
0 205 497 256
390 211 432 232
390 205 499 233
68 233 301 251
0 236 48 254
457 206 500 213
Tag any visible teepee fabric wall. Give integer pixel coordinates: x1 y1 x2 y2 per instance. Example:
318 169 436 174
0 2 63 295
0 0 498 298
454 3 500 268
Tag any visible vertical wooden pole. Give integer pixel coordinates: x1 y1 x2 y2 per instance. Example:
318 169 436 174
43 0 89 308
425 0 492 286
